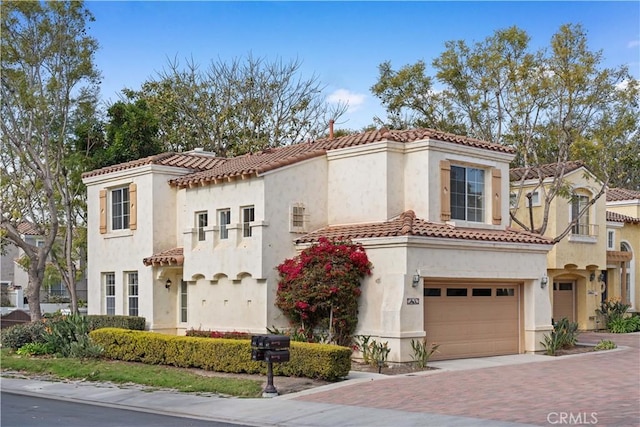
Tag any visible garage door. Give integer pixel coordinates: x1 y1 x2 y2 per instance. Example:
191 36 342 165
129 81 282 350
553 282 575 323
423 283 520 360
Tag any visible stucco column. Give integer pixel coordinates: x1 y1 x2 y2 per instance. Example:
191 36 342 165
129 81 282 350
523 278 554 353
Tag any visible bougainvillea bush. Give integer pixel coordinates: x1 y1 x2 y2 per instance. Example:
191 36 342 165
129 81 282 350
275 237 372 346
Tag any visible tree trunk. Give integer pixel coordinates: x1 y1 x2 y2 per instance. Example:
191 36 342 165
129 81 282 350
26 265 43 321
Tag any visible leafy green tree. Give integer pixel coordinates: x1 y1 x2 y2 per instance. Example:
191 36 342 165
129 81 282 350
1 1 99 319
125 55 347 157
372 24 639 238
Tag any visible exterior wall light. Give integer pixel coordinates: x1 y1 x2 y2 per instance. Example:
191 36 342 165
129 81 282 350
540 275 549 289
165 278 172 290
412 272 421 287
589 272 596 282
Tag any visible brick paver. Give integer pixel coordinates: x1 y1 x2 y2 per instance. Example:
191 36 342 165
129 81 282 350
296 332 640 426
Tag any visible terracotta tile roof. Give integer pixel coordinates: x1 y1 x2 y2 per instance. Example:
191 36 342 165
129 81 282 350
510 161 586 181
606 211 640 224
81 152 226 179
607 188 640 202
295 210 553 246
17 222 40 236
142 247 184 267
171 128 514 188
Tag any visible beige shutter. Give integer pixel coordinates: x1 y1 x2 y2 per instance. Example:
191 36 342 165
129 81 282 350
99 189 107 234
440 160 451 221
129 183 137 231
492 168 502 225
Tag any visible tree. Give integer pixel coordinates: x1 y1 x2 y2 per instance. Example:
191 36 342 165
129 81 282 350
275 238 372 346
1 1 99 319
124 55 347 157
371 24 639 238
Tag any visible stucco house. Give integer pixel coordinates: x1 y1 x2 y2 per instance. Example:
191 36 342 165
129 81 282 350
509 162 639 330
82 128 554 362
605 188 640 313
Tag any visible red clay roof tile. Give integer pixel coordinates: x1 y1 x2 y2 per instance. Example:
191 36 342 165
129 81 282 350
606 211 640 224
170 128 513 188
295 210 553 245
82 152 226 179
607 188 640 202
142 247 184 267
510 161 586 181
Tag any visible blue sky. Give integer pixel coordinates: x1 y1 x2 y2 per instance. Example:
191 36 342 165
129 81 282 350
87 1 640 131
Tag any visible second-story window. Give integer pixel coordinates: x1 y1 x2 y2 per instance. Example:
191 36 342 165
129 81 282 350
218 209 231 240
196 211 208 241
242 206 255 237
290 204 306 232
451 165 485 222
111 187 130 230
607 230 615 250
571 194 590 235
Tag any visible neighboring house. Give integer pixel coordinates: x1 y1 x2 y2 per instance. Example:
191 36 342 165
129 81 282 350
0 222 87 307
82 128 554 362
510 162 640 330
605 188 640 312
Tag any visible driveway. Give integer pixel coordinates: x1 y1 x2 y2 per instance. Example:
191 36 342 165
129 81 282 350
295 332 640 426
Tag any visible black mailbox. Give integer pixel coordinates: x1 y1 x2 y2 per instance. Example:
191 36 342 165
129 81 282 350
265 349 290 363
251 334 291 349
251 348 265 361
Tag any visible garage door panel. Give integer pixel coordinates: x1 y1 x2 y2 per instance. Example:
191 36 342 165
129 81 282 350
424 284 520 360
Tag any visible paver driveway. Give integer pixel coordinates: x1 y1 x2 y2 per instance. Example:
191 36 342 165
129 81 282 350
296 332 640 426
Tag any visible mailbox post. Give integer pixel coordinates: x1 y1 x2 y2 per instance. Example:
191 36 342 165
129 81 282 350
251 334 290 397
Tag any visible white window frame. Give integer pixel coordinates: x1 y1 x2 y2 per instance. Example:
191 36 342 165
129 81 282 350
241 206 255 237
290 203 306 232
180 280 188 323
607 230 615 250
571 193 591 236
111 187 130 231
450 165 485 222
104 272 115 315
526 191 541 207
218 209 231 240
127 271 139 317
196 211 208 241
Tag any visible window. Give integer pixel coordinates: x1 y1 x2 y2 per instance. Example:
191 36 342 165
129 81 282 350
447 288 468 297
496 288 515 297
196 211 208 241
111 187 130 230
218 209 231 240
509 193 517 209
472 288 492 297
105 273 115 315
290 204 306 232
424 288 441 297
242 206 255 237
526 191 540 207
571 194 590 235
451 165 485 222
607 230 615 250
180 281 188 323
127 272 138 317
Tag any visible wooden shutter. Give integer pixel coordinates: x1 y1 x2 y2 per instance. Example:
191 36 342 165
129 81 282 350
99 189 107 234
492 168 502 225
129 183 137 231
440 160 451 221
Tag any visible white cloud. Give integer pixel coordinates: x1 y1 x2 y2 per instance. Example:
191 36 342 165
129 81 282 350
616 79 629 91
628 40 640 48
327 89 366 113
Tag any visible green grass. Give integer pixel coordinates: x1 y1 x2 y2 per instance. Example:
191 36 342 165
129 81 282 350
0 349 263 397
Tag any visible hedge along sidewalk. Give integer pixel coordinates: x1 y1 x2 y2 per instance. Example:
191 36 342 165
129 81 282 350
89 328 352 381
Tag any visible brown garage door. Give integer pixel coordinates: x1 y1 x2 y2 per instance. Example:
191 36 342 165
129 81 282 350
424 283 520 360
553 282 575 323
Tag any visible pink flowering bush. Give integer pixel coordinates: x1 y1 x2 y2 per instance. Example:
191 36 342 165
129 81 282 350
275 237 372 346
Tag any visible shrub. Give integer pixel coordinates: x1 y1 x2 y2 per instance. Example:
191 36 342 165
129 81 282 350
275 237 372 346
86 315 145 331
410 338 440 368
16 342 55 356
45 314 103 358
607 316 640 334
540 317 579 355
185 329 250 340
594 339 617 351
90 328 351 381
0 321 48 350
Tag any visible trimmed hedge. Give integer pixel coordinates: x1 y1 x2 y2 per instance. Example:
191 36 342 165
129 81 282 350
87 315 146 331
89 328 351 381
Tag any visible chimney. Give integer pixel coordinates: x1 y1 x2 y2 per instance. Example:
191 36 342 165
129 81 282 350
329 119 335 139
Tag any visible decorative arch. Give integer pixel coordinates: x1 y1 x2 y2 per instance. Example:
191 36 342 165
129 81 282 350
234 272 252 284
211 273 228 285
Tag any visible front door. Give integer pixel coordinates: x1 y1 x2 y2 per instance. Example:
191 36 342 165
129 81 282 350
553 282 575 323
